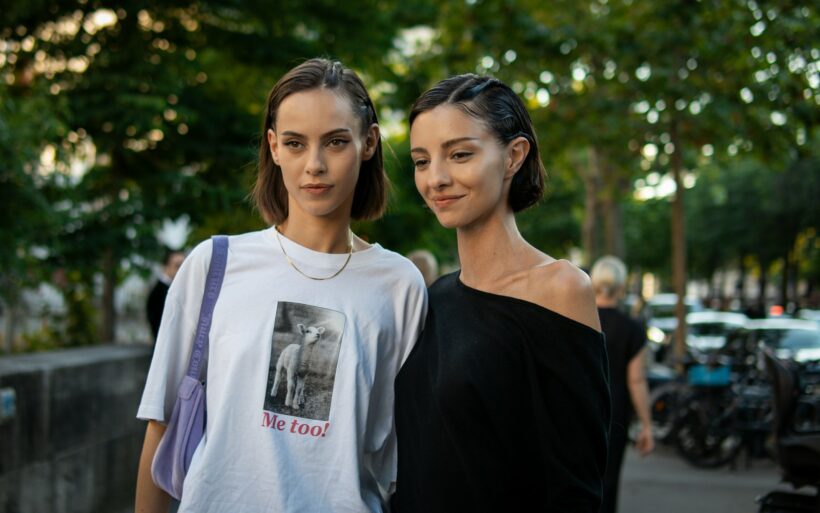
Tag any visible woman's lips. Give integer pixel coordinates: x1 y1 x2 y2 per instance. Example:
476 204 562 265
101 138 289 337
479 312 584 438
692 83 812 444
431 195 464 208
302 184 332 195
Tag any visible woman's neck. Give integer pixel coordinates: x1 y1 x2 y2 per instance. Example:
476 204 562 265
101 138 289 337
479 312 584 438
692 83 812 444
278 211 351 254
456 211 535 289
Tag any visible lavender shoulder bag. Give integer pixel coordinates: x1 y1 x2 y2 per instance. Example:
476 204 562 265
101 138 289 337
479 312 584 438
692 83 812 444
151 235 228 500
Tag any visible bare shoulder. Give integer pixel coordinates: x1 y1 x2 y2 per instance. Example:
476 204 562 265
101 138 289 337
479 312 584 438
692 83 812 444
526 259 601 333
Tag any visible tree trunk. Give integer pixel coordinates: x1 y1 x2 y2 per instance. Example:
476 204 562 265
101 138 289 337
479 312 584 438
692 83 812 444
2 300 19 353
736 258 747 309
602 187 625 259
1 277 20 353
757 259 769 317
717 269 726 309
618 177 631 258
780 251 790 308
100 248 117 343
670 121 688 365
581 147 602 267
707 270 719 309
790 253 799 310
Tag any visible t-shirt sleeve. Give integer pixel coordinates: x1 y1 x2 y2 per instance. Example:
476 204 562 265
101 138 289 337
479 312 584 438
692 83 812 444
136 240 213 422
363 265 428 503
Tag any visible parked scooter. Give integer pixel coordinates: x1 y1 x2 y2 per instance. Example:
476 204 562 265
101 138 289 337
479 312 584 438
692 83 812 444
756 350 820 512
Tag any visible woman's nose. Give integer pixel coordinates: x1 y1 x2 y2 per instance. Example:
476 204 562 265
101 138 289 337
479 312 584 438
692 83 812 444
427 160 451 189
305 149 327 175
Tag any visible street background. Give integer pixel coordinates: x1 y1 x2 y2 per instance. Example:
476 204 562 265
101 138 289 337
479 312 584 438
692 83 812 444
1 1 818 512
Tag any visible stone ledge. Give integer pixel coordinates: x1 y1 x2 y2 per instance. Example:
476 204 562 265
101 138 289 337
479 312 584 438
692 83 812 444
0 345 150 375
0 344 152 513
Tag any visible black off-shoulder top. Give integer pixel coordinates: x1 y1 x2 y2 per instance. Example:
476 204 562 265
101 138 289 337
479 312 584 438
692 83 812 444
392 272 611 513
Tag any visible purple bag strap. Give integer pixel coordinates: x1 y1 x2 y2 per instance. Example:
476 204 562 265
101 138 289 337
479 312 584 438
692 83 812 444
186 235 228 380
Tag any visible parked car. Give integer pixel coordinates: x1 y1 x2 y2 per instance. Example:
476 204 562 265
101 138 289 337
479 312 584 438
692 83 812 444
686 311 749 353
742 319 820 363
797 308 820 327
644 294 705 352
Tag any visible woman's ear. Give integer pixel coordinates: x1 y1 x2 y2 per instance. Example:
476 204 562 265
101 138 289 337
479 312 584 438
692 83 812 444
267 128 280 165
505 136 530 179
362 123 380 161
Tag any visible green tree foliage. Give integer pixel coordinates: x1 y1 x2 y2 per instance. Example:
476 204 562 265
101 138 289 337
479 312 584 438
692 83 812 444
687 148 820 307
1 0 817 350
0 77 70 350
1 0 436 347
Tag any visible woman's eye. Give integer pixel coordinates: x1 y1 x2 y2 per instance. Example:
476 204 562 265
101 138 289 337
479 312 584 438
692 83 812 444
284 140 302 149
452 151 472 160
328 138 349 147
413 159 429 168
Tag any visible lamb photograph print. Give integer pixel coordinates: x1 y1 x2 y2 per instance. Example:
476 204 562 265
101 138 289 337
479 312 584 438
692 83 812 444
264 302 346 421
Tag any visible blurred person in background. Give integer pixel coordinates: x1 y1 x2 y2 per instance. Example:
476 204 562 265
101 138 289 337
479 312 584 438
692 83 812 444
591 255 654 513
406 249 439 287
146 249 186 342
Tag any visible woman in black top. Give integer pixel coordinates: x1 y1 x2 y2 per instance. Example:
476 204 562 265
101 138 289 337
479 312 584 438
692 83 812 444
392 75 611 512
591 256 654 513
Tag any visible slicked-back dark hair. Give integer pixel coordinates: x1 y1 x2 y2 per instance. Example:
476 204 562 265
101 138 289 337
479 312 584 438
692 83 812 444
254 58 386 224
409 74 546 212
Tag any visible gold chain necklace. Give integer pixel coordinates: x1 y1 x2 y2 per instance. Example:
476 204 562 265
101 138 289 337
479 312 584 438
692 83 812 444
274 226 353 281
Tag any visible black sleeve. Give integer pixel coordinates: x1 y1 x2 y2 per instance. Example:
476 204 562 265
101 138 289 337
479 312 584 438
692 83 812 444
535 322 612 512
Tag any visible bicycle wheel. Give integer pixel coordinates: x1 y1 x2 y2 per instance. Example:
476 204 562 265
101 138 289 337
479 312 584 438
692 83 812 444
642 382 686 444
674 399 743 468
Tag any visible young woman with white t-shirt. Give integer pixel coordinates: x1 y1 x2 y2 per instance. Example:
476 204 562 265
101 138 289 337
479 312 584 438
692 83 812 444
134 58 427 513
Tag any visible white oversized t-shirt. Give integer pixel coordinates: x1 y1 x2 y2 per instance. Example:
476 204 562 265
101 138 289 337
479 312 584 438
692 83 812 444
137 227 427 512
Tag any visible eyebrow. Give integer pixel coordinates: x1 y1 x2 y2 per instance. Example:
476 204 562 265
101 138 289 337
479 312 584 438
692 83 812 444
410 136 480 154
280 128 353 138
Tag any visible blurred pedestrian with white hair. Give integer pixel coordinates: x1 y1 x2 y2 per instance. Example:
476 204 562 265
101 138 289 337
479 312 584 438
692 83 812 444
591 255 654 513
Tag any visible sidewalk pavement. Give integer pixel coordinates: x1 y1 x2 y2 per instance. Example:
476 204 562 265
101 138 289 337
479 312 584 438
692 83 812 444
618 444 796 513
122 446 801 513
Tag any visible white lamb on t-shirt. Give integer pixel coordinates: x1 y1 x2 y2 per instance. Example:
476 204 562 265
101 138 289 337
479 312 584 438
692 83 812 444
270 324 325 409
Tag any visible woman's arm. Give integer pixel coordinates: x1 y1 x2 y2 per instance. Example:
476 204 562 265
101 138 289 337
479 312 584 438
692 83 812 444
627 348 654 456
531 262 609 511
135 420 171 513
536 322 610 512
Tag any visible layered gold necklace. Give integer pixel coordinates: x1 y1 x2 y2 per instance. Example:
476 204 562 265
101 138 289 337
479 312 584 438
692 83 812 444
274 226 353 281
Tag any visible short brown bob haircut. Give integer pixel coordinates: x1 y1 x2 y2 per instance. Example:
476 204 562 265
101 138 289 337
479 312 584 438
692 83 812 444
254 58 387 225
409 74 546 212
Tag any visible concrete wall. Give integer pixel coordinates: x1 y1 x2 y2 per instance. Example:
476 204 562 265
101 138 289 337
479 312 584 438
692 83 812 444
0 345 151 513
